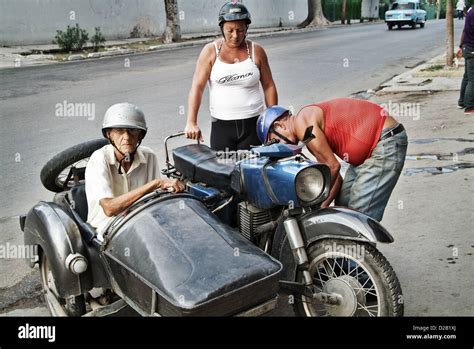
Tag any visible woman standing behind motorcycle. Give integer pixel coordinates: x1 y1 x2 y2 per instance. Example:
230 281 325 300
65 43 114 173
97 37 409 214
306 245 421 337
185 1 278 151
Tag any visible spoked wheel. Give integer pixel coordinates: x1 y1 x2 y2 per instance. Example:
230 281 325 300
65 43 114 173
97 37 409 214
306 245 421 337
294 239 403 317
40 252 86 316
40 138 108 192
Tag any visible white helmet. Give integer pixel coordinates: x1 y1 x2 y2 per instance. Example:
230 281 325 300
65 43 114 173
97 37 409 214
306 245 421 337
102 103 147 138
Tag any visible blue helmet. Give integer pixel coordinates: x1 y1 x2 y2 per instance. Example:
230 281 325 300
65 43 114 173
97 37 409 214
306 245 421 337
256 105 290 143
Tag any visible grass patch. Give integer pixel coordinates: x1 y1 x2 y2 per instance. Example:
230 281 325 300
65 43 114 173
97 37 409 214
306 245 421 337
420 64 445 72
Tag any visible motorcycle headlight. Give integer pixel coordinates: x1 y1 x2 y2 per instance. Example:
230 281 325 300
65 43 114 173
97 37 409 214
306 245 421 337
295 166 328 206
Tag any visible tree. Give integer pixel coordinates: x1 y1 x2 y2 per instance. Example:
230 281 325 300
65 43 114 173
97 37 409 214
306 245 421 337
162 0 181 43
299 0 330 27
341 0 347 24
446 0 454 66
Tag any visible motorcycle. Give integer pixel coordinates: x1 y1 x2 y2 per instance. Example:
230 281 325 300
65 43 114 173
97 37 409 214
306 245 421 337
161 128 404 317
20 127 403 317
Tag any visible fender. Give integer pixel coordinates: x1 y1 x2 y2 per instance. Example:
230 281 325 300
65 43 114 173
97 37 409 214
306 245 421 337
271 207 394 282
23 202 93 298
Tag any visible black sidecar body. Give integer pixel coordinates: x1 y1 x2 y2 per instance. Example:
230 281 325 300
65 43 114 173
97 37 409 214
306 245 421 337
22 184 282 316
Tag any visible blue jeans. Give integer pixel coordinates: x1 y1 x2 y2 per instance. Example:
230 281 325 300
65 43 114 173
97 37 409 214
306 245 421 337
458 45 474 111
335 125 408 221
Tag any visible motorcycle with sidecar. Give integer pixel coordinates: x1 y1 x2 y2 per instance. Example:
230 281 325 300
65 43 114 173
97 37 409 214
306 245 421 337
21 129 403 317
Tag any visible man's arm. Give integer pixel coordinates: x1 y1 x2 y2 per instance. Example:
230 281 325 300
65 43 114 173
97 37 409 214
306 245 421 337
99 178 183 217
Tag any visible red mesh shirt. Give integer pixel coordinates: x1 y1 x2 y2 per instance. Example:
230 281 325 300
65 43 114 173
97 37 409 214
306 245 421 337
306 98 386 166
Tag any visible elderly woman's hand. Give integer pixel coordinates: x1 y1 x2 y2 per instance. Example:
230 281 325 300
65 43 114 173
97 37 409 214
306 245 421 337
184 123 203 142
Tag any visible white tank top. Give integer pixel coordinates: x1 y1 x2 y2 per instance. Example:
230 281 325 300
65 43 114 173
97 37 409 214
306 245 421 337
208 40 265 121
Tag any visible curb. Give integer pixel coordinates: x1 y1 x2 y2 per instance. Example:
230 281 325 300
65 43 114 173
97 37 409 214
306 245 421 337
3 20 385 68
377 53 463 95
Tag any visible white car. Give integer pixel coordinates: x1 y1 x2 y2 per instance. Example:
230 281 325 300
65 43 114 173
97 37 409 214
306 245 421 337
385 0 427 30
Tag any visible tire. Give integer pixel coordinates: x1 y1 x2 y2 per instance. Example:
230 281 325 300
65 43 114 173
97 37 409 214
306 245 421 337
387 24 393 30
40 138 108 192
40 252 86 316
411 22 416 29
420 18 425 28
293 239 404 317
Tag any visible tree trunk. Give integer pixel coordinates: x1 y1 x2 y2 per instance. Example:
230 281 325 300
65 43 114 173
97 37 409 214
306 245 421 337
446 0 454 66
162 0 181 44
299 0 330 27
341 0 347 24
436 0 441 19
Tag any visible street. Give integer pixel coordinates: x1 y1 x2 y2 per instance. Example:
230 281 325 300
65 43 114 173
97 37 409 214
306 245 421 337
1 18 472 316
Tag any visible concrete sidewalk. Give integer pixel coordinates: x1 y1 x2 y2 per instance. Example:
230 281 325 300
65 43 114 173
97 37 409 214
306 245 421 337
370 54 474 316
0 19 375 70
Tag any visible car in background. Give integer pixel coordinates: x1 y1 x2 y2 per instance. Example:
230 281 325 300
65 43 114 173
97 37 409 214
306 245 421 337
385 0 427 30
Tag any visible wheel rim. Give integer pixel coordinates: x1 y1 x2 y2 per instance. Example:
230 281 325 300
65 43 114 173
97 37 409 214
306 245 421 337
54 159 89 190
301 251 381 317
40 254 68 316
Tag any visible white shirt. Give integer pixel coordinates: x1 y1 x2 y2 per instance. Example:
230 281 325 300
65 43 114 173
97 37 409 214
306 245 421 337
208 41 265 121
85 144 159 239
457 0 465 11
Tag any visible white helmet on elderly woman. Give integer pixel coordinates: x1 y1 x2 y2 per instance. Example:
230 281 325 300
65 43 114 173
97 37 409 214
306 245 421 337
101 103 148 138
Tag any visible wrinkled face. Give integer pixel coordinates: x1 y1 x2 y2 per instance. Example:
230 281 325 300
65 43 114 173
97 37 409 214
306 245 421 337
222 21 247 47
107 128 142 155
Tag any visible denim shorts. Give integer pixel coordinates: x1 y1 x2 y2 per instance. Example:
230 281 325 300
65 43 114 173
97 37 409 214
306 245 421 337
335 124 408 221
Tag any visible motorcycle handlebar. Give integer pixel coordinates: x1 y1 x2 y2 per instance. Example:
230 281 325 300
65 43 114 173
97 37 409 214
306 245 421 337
163 131 200 176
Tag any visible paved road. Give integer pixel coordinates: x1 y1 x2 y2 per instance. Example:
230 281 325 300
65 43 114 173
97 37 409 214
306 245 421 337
0 19 467 315
0 19 463 219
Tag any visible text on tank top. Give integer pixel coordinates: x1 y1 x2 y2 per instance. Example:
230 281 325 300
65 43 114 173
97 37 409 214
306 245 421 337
208 40 265 121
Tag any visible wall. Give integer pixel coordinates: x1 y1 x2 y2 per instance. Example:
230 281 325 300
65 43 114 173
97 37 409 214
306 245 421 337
0 0 307 45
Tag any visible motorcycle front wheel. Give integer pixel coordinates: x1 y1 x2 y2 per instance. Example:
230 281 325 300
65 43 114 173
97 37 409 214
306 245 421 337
294 239 403 317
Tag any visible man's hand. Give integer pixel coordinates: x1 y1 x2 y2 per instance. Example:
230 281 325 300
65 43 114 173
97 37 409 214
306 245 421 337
456 47 463 59
158 178 185 193
184 123 203 142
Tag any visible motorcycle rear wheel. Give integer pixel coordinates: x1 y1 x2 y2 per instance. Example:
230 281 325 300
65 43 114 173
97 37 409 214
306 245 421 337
293 239 403 317
40 252 86 316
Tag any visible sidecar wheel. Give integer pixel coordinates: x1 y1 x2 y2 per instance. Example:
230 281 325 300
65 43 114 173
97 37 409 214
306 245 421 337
40 252 86 316
40 138 108 192
293 239 403 317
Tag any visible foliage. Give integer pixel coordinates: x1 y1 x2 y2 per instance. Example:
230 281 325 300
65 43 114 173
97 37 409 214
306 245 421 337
91 27 106 52
53 24 89 52
322 0 363 21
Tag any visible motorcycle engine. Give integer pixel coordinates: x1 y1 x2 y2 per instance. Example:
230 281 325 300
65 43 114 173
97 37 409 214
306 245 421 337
237 202 273 241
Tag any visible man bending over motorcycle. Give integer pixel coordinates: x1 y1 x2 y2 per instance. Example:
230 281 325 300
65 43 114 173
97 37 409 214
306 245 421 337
256 98 407 221
85 103 184 240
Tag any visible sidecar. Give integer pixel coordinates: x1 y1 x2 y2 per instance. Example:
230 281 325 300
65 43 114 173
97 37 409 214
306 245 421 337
20 140 282 317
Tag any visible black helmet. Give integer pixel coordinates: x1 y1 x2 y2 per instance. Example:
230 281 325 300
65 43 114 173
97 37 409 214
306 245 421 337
218 2 251 26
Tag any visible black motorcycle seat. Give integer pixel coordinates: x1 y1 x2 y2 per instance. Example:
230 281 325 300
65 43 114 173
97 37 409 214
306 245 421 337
172 144 236 190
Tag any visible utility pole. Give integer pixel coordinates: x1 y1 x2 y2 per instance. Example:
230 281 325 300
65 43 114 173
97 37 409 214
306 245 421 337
447 0 454 66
